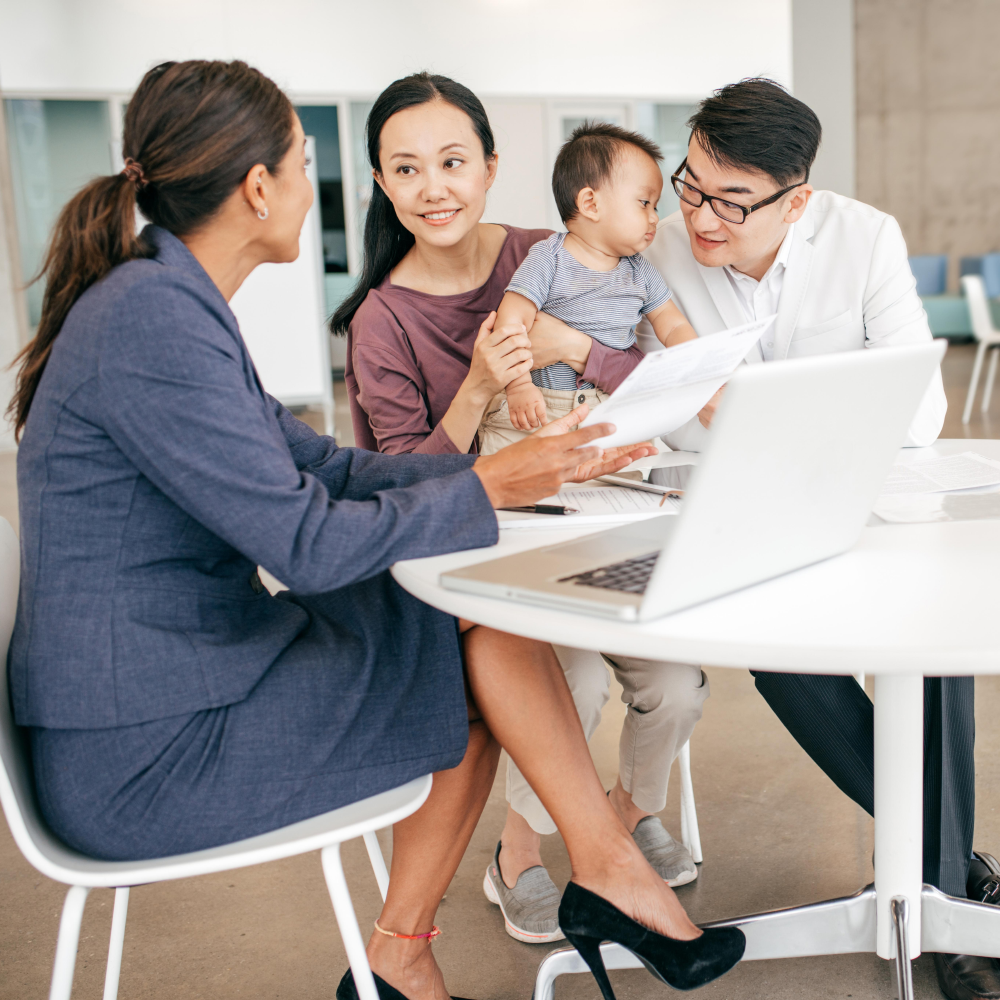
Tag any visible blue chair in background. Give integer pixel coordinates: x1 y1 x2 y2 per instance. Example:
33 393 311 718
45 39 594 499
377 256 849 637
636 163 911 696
960 255 1000 298
908 254 947 296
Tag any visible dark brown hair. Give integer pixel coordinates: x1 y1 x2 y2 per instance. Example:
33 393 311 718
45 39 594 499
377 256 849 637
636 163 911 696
688 78 821 187
552 121 663 224
8 59 295 439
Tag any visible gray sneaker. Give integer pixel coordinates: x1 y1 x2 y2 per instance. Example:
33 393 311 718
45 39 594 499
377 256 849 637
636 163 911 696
632 816 698 887
482 841 565 943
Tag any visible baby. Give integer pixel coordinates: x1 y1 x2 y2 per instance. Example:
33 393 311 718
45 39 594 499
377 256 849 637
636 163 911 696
479 122 696 453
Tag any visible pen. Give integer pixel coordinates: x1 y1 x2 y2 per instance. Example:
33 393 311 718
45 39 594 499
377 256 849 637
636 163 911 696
498 504 581 515
659 491 684 506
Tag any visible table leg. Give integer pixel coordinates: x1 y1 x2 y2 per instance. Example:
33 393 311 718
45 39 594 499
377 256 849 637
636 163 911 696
874 673 924 965
531 671 1000 1000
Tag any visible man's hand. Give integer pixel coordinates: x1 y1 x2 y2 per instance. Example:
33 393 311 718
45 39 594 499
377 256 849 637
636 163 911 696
698 385 724 428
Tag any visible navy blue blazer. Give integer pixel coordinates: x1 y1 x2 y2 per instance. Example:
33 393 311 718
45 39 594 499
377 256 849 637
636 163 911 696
11 227 497 729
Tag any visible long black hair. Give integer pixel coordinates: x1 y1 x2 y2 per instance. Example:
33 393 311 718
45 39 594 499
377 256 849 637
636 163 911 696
330 72 496 335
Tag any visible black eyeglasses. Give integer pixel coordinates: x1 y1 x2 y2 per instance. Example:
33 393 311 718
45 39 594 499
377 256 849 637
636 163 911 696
670 158 807 224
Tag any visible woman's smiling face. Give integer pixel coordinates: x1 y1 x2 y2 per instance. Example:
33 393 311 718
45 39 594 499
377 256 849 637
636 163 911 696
375 98 497 249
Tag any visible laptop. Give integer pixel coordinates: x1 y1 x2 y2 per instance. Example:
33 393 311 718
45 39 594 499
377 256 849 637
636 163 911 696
441 341 947 622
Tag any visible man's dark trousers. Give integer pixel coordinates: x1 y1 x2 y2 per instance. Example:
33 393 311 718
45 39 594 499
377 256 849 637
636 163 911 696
752 672 975 897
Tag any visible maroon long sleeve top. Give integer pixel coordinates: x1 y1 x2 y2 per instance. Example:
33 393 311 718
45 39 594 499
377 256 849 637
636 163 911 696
345 225 646 455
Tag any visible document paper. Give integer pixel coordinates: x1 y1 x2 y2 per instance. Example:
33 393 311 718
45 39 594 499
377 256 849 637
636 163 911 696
579 315 775 448
497 486 681 529
878 452 1000 496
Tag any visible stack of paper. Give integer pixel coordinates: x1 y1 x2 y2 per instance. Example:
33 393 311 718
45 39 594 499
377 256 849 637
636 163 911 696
497 485 681 529
873 452 1000 524
878 453 1000 496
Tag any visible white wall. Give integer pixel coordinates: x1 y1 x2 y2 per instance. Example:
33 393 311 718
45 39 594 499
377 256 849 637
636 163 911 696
481 100 550 231
0 0 791 100
792 0 856 197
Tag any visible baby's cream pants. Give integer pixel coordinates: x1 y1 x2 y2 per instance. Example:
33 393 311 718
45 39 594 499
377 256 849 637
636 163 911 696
477 385 609 454
507 646 709 834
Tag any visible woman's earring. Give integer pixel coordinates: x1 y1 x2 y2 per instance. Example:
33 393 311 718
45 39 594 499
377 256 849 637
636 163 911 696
257 207 269 220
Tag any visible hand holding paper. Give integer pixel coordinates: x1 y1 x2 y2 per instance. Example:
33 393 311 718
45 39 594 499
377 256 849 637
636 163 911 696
579 315 775 448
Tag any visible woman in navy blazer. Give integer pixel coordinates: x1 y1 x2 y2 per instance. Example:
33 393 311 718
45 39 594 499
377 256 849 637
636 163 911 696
9 60 742 1000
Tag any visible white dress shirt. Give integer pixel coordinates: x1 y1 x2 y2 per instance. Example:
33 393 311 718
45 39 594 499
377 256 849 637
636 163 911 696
639 191 947 449
723 224 795 361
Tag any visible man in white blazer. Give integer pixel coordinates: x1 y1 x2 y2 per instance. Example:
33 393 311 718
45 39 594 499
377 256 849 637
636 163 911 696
639 79 996 1000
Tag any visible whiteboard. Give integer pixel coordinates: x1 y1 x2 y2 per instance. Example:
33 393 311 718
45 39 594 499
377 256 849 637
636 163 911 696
229 136 334 429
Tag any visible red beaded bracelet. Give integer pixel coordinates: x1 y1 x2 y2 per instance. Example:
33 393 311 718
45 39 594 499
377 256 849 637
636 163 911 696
374 919 442 941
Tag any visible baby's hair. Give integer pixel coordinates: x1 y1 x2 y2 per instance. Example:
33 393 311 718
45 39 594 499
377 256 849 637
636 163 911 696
553 121 662 224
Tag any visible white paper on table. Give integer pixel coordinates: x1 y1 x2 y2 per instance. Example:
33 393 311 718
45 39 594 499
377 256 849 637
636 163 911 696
497 485 681 529
579 315 775 449
879 452 1000 496
873 491 1000 524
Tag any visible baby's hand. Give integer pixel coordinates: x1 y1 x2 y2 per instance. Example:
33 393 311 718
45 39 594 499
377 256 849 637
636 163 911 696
506 382 548 431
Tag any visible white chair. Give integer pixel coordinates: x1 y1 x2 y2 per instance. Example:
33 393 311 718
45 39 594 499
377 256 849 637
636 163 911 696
0 517 429 1000
677 740 702 864
961 274 1000 423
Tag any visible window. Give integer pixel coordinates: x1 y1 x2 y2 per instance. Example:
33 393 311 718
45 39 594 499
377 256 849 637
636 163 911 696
4 99 112 326
350 100 374 243
295 105 347 273
637 103 697 218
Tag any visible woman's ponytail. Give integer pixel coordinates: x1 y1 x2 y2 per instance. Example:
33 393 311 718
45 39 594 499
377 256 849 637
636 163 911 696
8 59 295 441
330 72 496 336
8 172 147 439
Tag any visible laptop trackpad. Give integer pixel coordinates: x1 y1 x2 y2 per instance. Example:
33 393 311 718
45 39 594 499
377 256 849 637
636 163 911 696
539 516 679 569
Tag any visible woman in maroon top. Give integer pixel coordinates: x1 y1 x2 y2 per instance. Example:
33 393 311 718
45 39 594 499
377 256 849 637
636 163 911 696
339 122 643 455
331 74 740 1000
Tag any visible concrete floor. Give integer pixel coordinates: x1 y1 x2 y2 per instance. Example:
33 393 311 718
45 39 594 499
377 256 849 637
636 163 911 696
1 342 999 999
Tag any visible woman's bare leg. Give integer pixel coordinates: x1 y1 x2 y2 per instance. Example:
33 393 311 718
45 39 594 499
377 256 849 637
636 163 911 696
365 621 502 1000
463 626 700 942
366 712 499 1000
365 623 698 1000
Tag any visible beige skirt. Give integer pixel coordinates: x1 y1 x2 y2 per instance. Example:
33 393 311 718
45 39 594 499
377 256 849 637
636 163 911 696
477 385 610 456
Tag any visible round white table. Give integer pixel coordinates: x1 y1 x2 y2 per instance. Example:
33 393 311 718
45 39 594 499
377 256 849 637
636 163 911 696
392 439 1000 1000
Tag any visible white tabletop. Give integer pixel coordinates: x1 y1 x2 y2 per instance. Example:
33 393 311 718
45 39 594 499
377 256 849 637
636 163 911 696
392 439 1000 676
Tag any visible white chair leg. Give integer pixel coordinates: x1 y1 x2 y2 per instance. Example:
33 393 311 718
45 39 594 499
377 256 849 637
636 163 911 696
677 741 703 864
363 831 390 902
855 673 866 690
982 346 1000 414
49 885 90 1000
102 887 129 1000
321 842 380 1000
963 340 989 423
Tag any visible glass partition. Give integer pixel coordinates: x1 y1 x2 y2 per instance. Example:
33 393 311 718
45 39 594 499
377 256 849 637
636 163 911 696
350 100 374 245
4 99 113 326
637 102 697 218
295 105 347 274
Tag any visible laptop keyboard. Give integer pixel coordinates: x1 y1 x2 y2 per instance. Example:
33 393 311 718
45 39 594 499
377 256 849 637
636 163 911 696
559 552 660 595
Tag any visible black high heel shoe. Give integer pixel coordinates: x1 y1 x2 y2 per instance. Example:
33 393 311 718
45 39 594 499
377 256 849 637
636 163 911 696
337 968 475 1000
558 882 745 997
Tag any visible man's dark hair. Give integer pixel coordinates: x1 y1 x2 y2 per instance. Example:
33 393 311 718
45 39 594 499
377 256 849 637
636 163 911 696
687 78 821 187
552 121 662 224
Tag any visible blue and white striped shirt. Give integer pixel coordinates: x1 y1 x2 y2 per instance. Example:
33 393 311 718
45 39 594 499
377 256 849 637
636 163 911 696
507 232 672 389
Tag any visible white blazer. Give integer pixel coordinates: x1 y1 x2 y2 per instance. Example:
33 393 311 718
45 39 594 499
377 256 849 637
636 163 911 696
637 189 947 449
